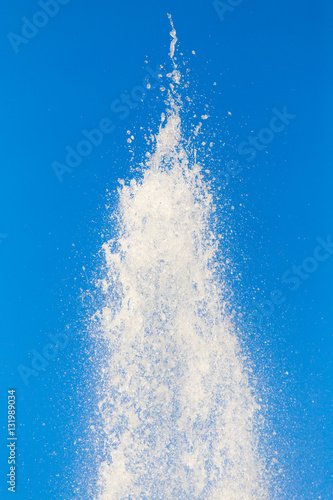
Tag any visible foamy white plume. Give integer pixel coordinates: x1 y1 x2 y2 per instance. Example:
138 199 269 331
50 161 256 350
93 21 268 500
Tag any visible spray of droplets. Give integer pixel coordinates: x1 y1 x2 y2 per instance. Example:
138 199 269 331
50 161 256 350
91 16 269 500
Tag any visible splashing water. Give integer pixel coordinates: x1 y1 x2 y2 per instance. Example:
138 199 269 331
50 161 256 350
92 16 269 500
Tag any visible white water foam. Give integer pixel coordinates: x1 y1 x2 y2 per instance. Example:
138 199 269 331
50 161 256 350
92 17 269 500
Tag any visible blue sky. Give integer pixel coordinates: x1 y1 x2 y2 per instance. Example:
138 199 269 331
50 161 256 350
0 0 332 498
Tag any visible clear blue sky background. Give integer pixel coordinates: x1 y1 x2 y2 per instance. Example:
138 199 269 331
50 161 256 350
0 0 332 499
